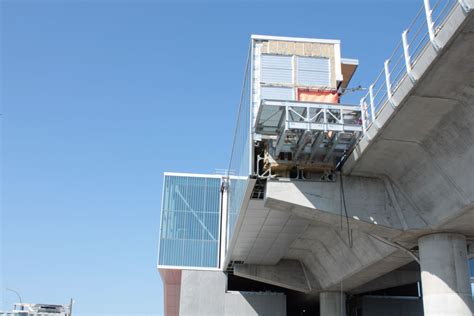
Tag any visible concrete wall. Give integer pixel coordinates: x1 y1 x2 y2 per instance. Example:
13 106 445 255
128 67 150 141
179 270 286 316
179 270 226 316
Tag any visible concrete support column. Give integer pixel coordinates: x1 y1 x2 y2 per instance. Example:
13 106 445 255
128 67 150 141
418 233 473 316
320 291 346 316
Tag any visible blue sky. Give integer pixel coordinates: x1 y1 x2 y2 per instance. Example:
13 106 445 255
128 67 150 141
1 1 471 315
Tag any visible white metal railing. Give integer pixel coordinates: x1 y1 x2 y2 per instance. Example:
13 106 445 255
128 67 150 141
276 101 362 132
257 99 363 163
360 0 466 132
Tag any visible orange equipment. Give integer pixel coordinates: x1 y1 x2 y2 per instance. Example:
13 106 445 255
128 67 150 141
297 88 339 103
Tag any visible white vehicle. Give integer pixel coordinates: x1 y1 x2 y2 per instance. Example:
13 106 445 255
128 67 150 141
0 300 73 316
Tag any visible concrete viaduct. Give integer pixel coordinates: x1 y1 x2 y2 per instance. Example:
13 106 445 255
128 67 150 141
229 2 474 315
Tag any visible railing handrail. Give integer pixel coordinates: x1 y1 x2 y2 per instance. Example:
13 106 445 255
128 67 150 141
359 0 462 132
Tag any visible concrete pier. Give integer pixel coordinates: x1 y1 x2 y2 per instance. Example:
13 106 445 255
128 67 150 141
320 291 346 316
418 233 473 316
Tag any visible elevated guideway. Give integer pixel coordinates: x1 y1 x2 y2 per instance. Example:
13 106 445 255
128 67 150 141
344 1 474 238
228 1 474 311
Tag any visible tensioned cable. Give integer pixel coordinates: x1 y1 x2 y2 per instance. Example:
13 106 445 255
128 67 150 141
227 43 252 175
339 172 353 248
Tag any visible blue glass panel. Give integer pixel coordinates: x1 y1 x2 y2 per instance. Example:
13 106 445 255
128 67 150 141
158 175 221 268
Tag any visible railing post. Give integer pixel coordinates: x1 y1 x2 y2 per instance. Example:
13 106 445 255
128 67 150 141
323 106 328 132
384 60 396 108
369 84 380 129
306 106 311 131
360 98 367 133
402 30 417 83
360 98 373 141
458 0 471 13
423 0 441 51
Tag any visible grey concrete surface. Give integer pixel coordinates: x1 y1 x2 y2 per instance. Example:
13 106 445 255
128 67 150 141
179 270 226 316
230 199 311 265
265 177 424 235
287 224 413 291
320 292 346 316
179 270 286 316
418 233 473 316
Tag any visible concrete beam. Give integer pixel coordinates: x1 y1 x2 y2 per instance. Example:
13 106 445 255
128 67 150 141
287 224 415 291
265 176 424 238
234 259 319 293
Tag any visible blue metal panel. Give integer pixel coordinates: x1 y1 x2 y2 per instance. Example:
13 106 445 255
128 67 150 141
261 86 294 101
261 55 293 84
297 56 330 86
158 175 221 268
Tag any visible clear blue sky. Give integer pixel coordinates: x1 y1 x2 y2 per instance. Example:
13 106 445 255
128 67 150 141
2 1 465 315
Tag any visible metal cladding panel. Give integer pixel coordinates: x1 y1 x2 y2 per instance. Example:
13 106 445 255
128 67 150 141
158 175 221 268
297 56 330 86
261 86 294 101
261 55 293 84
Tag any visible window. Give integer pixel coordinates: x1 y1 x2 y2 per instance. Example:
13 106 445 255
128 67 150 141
158 174 221 268
261 54 293 84
296 56 330 87
261 86 294 101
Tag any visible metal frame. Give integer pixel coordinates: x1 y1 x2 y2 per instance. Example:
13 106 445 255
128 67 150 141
157 174 223 270
249 40 255 177
255 99 362 163
251 34 340 44
257 99 363 134
163 172 223 179
157 264 222 272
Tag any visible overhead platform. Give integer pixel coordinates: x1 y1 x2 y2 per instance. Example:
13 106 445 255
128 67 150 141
255 99 363 135
254 99 363 172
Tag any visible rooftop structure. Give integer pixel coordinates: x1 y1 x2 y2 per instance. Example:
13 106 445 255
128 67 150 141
251 34 361 177
157 1 474 315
